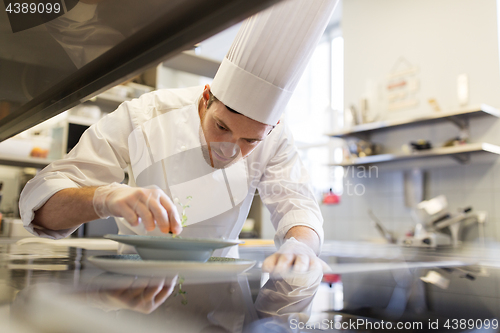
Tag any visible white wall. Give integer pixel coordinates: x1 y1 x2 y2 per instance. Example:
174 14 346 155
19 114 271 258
343 0 500 118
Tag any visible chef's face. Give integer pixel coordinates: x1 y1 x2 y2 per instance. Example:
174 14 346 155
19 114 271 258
199 86 273 169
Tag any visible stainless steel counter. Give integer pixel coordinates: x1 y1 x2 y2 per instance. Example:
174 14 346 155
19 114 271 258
0 238 500 332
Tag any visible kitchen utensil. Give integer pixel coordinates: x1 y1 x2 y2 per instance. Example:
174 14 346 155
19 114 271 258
410 140 432 150
368 210 395 243
347 139 381 158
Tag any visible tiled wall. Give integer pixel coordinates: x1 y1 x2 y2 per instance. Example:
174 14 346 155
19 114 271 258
321 145 500 241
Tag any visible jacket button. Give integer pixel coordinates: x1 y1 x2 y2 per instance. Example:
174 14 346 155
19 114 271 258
180 146 186 151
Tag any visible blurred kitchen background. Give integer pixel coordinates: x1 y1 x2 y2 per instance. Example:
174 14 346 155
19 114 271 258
1 0 500 248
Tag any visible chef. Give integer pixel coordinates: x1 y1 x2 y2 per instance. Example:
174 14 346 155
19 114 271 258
19 0 338 273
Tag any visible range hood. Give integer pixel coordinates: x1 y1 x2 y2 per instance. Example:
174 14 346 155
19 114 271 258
0 0 280 142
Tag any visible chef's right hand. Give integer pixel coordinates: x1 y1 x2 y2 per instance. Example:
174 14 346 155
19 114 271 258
93 183 182 234
89 274 177 314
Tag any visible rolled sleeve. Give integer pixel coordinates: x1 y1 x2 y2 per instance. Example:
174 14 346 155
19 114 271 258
18 98 137 239
20 175 80 239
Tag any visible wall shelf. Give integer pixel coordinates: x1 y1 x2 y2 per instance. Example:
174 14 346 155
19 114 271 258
329 142 500 166
0 84 153 169
88 92 131 108
87 82 155 108
162 51 221 78
327 104 500 138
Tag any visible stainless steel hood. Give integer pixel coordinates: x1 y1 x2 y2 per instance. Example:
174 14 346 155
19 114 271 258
0 0 280 141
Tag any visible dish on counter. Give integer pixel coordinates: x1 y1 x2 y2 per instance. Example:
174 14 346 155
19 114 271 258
104 234 243 262
88 254 256 278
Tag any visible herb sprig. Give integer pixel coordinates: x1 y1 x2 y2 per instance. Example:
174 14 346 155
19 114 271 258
172 196 192 238
173 276 188 305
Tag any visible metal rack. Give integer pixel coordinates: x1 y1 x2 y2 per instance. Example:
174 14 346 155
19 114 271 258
328 104 500 166
327 104 500 138
330 142 500 166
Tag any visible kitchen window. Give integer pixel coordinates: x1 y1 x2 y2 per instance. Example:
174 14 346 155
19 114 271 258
286 30 344 196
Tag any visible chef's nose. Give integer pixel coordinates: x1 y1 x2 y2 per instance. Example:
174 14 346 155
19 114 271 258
219 142 239 158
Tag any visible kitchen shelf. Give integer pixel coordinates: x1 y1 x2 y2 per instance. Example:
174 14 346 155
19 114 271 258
87 82 155 108
88 92 131 108
162 51 221 78
0 154 54 169
329 142 500 166
327 104 500 138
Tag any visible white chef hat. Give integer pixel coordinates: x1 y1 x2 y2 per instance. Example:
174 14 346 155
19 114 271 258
211 0 338 125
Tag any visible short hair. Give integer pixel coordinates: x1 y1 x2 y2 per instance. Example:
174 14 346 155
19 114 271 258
208 91 276 130
208 91 240 114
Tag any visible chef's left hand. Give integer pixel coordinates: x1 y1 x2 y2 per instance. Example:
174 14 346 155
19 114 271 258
262 237 330 275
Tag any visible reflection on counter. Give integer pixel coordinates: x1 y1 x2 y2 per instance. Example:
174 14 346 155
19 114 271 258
0 239 324 333
0 239 500 332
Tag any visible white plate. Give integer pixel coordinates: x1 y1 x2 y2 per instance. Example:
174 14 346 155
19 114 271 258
88 254 256 278
104 234 243 262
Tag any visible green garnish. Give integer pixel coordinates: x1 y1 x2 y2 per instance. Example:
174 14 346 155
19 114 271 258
180 196 192 227
173 276 188 305
172 196 192 238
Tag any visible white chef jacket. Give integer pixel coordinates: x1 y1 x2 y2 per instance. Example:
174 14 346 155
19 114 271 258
19 86 323 256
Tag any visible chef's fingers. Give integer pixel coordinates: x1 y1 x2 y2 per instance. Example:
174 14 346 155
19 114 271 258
127 278 160 307
292 254 310 273
154 285 175 305
122 286 149 304
154 275 177 304
165 274 178 287
134 200 155 232
108 288 128 299
140 286 173 314
144 277 167 300
106 276 137 298
309 257 326 272
143 281 165 301
273 253 295 275
262 253 280 273
160 195 182 234
118 204 139 227
146 194 170 233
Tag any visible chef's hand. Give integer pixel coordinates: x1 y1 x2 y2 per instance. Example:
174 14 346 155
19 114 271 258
256 239 324 323
262 237 330 275
93 183 182 234
92 275 177 314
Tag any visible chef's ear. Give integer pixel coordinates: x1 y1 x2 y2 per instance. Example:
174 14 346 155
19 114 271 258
203 84 210 101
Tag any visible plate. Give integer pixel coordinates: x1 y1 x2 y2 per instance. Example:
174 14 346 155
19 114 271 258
104 234 243 262
88 254 256 278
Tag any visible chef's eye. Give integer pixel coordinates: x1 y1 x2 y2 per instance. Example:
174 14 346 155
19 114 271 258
216 122 228 131
245 139 258 144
